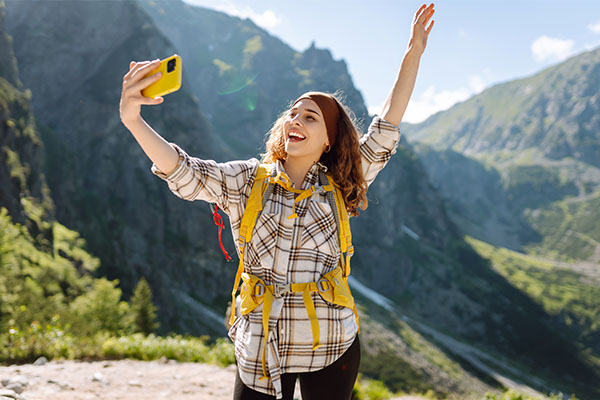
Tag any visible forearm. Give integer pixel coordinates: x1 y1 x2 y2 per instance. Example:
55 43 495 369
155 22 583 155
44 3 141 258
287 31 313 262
123 116 179 175
380 48 422 126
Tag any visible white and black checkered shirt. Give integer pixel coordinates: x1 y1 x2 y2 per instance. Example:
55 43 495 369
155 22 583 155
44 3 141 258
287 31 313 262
150 116 401 398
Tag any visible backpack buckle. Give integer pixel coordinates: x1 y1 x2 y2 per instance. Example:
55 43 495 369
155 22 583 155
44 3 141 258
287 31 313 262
273 283 291 297
254 283 265 297
317 278 330 292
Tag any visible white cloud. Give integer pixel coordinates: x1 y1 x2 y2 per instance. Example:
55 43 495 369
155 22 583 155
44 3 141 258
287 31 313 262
368 103 383 117
182 0 282 29
251 9 281 29
531 36 575 62
588 22 600 34
458 28 468 39
584 39 600 50
393 72 492 124
402 86 470 123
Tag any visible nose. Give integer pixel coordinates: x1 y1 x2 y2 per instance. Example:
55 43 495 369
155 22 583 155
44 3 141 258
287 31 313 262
291 114 302 127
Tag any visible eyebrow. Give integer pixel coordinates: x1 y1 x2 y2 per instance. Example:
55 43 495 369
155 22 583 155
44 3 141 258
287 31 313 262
291 107 321 117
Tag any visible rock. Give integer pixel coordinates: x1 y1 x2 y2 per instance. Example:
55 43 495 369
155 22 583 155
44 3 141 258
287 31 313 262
158 356 168 364
128 380 142 387
91 372 108 385
5 377 26 388
3 385 22 395
0 379 7 386
47 379 70 390
0 389 24 400
33 356 48 365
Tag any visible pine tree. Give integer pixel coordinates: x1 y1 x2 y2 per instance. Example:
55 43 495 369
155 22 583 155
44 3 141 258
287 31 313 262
130 277 159 334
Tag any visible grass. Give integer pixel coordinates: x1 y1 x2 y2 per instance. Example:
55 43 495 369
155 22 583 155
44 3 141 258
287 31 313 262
465 235 600 349
0 322 235 368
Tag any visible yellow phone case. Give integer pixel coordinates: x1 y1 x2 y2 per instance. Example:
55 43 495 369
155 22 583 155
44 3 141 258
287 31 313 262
141 54 182 98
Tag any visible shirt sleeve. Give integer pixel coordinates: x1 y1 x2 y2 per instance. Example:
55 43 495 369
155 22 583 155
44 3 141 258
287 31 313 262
150 142 260 215
359 115 401 187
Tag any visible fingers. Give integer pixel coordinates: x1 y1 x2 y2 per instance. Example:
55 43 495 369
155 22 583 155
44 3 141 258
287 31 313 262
124 60 148 80
139 95 164 105
417 3 435 25
123 59 160 82
423 6 435 25
425 19 435 35
129 71 162 94
413 4 427 22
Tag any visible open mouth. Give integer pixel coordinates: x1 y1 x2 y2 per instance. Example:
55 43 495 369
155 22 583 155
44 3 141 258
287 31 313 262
288 130 306 142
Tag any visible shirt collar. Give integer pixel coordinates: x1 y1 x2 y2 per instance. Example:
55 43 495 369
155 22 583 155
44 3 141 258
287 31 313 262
275 159 328 189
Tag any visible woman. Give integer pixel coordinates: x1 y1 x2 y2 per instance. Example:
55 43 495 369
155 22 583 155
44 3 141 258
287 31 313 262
119 4 434 399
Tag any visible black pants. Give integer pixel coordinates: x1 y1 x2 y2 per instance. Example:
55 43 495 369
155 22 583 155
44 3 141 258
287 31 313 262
233 334 360 400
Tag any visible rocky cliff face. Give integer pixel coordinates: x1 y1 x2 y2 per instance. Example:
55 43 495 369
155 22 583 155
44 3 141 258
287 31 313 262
0 0 54 246
137 0 369 159
5 0 228 336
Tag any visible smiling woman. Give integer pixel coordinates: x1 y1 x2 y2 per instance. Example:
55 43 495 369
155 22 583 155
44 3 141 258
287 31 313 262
262 92 369 217
118 4 434 400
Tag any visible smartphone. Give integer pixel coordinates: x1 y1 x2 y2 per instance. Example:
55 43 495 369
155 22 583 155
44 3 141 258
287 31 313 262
141 54 182 99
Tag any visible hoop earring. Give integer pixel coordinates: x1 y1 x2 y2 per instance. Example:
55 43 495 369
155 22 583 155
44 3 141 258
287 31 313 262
324 144 331 153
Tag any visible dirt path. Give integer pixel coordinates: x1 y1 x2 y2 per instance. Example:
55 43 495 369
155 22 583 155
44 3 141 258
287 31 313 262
0 359 427 400
0 358 238 400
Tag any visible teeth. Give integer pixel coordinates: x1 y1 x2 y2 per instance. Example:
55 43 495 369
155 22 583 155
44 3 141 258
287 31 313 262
289 131 305 140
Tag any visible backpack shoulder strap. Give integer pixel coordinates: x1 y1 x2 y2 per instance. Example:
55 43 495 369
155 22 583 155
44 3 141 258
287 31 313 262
238 163 273 246
229 163 273 327
321 172 354 278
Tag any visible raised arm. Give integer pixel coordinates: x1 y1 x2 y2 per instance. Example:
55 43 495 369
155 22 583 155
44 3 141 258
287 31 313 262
380 3 435 126
119 59 258 216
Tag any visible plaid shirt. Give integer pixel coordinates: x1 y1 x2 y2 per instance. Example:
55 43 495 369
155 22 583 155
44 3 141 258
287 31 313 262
150 116 400 398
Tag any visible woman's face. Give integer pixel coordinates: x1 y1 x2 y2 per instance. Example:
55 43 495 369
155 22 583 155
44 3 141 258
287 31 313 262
283 99 329 163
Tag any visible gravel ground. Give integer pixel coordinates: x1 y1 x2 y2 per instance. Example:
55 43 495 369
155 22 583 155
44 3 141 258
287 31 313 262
0 358 239 400
0 358 426 400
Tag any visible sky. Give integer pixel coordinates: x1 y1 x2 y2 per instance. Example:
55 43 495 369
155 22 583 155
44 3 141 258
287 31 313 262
181 0 600 123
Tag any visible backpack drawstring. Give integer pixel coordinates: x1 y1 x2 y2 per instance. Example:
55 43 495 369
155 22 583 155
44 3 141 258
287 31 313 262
212 204 232 261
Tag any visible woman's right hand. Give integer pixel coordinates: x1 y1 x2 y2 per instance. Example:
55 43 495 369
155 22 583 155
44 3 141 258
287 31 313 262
119 59 164 126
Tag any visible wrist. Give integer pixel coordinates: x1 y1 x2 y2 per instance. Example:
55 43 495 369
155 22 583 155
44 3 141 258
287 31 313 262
404 46 423 59
122 115 144 130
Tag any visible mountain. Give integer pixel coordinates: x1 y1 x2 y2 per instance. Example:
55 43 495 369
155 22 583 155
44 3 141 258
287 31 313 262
136 0 370 159
405 48 600 167
4 0 231 336
0 0 54 244
0 0 135 353
3 0 600 397
403 48 600 264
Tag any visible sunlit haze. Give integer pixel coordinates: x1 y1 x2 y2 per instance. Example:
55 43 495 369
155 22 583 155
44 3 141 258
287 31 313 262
183 0 600 123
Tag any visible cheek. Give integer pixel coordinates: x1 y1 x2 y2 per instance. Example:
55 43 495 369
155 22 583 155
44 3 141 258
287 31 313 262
314 125 328 143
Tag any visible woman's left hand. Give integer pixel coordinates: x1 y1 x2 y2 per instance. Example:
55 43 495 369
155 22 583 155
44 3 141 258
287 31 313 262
408 3 435 56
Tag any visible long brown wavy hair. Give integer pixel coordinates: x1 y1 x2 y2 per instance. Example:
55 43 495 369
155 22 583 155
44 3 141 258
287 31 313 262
261 91 368 217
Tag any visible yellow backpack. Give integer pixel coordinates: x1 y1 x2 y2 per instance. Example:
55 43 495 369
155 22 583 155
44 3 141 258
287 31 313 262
224 163 359 381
